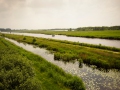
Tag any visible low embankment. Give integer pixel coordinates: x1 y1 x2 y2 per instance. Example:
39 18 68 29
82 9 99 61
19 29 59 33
0 37 85 90
1 33 120 70
13 30 120 40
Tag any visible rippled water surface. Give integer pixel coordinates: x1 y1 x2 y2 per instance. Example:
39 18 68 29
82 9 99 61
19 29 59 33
6 38 120 90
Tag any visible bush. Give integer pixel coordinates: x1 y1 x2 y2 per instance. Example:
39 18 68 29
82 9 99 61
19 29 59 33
32 38 36 43
0 49 41 90
54 52 78 61
23 37 26 40
64 76 85 90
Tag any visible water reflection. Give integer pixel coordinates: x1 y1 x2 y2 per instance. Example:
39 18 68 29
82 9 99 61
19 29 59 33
6 38 120 90
3 32 120 48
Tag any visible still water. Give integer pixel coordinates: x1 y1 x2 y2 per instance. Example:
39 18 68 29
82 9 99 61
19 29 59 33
3 32 120 48
6 38 120 90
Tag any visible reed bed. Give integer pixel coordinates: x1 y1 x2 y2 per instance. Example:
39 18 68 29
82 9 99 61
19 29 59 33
1 33 120 70
0 37 85 90
13 30 120 40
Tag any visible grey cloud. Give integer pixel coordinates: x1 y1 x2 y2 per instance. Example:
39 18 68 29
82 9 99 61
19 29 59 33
27 0 64 9
0 0 26 12
0 0 120 29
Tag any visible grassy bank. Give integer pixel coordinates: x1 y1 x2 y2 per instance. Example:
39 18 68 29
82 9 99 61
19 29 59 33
13 30 120 40
1 33 120 70
0 37 85 90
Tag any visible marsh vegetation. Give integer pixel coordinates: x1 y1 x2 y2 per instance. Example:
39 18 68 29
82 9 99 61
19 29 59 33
0 37 85 90
1 33 120 70
13 30 120 40
5 37 120 90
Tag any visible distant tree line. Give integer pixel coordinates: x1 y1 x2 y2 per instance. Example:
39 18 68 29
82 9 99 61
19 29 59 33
76 26 120 31
0 28 11 32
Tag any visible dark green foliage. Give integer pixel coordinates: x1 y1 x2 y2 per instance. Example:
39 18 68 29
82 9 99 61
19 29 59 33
76 26 120 31
54 52 78 61
1 33 120 70
32 38 36 43
23 36 26 40
64 76 85 90
0 50 41 90
0 37 85 90
78 58 83 68
0 38 41 90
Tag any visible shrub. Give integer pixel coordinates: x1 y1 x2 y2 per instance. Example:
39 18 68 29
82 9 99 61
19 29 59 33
54 52 78 61
0 49 41 90
23 37 26 40
64 76 85 90
78 58 83 68
32 38 36 43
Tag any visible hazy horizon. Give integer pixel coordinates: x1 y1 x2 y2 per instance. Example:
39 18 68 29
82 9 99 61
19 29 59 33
0 0 120 29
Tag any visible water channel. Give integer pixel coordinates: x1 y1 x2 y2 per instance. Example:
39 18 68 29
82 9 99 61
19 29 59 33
6 38 120 90
3 32 120 48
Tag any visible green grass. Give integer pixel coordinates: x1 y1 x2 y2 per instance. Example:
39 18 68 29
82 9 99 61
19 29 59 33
13 30 120 40
1 33 120 70
0 37 85 90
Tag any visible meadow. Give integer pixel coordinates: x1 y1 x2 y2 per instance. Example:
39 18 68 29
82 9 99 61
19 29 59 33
1 33 120 70
13 30 120 40
0 37 85 90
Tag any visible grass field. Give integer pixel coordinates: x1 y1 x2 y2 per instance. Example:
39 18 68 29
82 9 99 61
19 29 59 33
1 33 120 70
13 30 120 40
0 37 85 90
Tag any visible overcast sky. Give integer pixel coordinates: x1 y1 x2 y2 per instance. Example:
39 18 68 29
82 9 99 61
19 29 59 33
0 0 120 29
